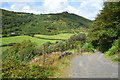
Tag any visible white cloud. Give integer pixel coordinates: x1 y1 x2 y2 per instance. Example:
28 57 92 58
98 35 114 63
1 0 104 20
22 6 30 12
10 4 15 9
30 10 40 14
9 3 41 14
1 7 9 10
39 0 103 20
0 0 35 2
65 6 79 14
42 0 68 12
77 0 103 20
9 3 29 12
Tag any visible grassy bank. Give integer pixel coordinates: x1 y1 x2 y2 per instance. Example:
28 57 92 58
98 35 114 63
49 55 73 78
105 53 120 62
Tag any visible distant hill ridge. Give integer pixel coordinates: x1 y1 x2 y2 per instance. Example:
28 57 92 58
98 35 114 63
1 9 92 36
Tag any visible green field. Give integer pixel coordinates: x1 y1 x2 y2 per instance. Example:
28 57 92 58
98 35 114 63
2 35 58 46
2 35 57 52
2 33 74 51
34 33 74 40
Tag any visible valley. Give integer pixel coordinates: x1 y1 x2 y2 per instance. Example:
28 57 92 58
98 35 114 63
1 1 120 79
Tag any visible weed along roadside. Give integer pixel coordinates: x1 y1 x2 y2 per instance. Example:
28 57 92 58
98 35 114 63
36 52 73 78
50 54 73 78
29 44 73 78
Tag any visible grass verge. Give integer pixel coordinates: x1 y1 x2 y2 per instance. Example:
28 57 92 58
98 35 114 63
82 52 93 55
66 49 77 53
105 53 120 62
49 55 73 78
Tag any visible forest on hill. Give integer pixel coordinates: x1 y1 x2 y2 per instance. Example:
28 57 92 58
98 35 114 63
2 9 92 36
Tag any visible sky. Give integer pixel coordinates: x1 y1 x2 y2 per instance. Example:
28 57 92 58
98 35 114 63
0 0 104 20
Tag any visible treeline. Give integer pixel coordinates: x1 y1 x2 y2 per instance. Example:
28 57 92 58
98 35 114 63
2 9 92 37
87 2 120 58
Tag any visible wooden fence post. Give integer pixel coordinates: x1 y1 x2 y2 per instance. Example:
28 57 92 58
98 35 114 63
74 44 76 54
43 44 45 67
65 43 67 51
79 44 81 55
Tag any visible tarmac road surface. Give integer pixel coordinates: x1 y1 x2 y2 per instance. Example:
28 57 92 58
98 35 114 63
67 51 118 78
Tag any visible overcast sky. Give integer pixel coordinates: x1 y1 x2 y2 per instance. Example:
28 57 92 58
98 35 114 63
0 0 104 20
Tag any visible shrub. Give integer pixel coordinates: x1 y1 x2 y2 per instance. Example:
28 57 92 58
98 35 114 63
2 40 37 62
19 47 35 62
2 59 53 78
75 33 86 41
106 37 120 55
57 42 66 51
81 43 94 52
106 46 117 55
34 46 43 56
68 33 86 43
46 41 67 53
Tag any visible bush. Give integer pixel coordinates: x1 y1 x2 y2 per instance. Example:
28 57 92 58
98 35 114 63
81 43 94 52
106 37 120 55
46 41 67 53
57 42 66 51
19 47 35 62
2 40 37 62
2 59 53 78
68 33 86 43
67 33 86 51
75 33 86 41
34 46 43 56
106 46 117 55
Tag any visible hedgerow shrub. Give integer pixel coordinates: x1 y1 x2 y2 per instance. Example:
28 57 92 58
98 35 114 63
2 40 37 62
47 41 67 53
68 33 86 43
106 37 120 55
19 47 35 62
34 46 43 56
106 46 117 55
81 43 94 52
2 59 53 78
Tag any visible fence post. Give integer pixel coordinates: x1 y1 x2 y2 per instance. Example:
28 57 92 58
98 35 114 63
74 44 76 55
65 43 66 51
43 44 45 67
79 44 81 55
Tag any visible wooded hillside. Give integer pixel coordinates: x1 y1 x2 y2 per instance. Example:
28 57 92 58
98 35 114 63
2 9 92 36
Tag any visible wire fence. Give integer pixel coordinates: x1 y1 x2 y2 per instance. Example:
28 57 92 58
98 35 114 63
29 43 85 68
41 44 83 67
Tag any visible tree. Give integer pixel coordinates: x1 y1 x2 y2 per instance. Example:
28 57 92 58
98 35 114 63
88 2 120 52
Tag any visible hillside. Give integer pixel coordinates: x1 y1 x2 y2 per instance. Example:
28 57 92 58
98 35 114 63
1 9 92 36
